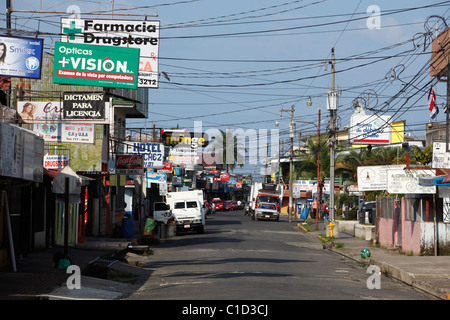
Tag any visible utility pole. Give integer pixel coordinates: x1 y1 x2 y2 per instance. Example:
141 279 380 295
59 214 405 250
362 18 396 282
328 48 337 224
6 0 12 36
280 105 295 222
316 108 321 230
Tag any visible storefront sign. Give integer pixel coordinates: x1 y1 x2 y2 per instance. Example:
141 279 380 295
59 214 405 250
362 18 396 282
53 42 139 89
116 155 144 175
61 18 160 88
63 92 105 120
0 36 44 79
145 172 167 185
125 142 164 168
44 153 69 169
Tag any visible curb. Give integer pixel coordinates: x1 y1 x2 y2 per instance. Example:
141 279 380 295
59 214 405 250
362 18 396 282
295 222 449 300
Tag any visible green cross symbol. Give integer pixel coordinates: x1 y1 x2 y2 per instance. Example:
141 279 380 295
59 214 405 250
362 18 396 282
63 21 82 40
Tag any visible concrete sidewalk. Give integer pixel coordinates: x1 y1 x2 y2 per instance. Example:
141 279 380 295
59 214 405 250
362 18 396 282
0 231 153 300
298 221 450 300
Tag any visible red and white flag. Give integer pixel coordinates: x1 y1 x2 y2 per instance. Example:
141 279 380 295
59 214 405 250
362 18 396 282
429 87 438 120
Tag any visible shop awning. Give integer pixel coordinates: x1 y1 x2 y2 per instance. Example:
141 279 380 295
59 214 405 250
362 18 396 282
418 175 450 186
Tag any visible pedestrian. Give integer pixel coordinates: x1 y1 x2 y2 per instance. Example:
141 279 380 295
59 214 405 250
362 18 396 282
322 200 328 219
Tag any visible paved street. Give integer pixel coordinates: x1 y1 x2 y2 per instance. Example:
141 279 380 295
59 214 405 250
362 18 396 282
127 210 430 300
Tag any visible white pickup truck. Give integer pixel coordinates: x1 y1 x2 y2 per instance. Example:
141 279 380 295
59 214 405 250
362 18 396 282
153 190 206 235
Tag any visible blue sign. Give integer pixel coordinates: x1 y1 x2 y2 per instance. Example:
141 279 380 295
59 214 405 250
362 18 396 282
0 36 44 79
145 172 167 186
127 142 164 168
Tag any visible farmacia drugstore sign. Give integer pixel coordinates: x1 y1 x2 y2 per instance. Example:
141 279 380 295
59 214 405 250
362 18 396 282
61 18 160 88
53 42 139 89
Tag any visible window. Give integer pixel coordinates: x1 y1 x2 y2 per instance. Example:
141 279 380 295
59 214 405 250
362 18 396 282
154 203 169 211
174 202 185 209
186 201 198 208
257 196 278 204
260 203 276 210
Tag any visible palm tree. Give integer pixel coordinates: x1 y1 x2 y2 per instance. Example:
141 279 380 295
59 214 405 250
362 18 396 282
293 136 329 181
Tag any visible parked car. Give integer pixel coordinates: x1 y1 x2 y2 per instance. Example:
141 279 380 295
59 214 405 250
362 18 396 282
358 201 376 225
224 200 234 211
212 198 223 211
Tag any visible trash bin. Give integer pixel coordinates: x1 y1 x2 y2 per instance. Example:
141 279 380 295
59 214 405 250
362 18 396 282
121 214 134 238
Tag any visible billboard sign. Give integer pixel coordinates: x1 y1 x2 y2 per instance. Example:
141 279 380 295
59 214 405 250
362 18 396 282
61 18 160 88
0 35 44 79
387 169 436 194
161 129 209 148
53 42 139 89
349 107 392 145
17 101 110 124
357 165 404 191
33 123 95 144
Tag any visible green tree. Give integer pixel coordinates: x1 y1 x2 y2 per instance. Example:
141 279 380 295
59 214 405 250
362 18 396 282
293 136 330 181
410 144 432 165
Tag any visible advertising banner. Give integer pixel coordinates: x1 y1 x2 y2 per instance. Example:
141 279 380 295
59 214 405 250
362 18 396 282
145 172 167 185
63 92 105 120
61 18 160 88
33 123 94 144
53 42 139 89
17 101 110 124
0 36 44 79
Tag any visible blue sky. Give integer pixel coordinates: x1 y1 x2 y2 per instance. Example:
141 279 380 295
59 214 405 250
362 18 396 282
4 0 450 176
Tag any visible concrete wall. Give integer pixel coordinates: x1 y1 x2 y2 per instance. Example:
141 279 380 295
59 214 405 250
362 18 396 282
336 220 358 234
402 220 421 255
420 222 450 255
378 217 398 249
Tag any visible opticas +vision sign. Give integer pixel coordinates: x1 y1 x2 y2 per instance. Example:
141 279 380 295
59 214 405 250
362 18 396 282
53 42 139 89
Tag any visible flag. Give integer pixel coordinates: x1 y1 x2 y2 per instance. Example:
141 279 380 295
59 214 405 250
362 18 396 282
429 87 438 119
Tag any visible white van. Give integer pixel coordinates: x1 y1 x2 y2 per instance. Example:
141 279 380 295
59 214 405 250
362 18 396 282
165 190 206 234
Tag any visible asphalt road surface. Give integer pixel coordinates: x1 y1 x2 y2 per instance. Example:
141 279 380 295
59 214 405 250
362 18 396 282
127 210 430 301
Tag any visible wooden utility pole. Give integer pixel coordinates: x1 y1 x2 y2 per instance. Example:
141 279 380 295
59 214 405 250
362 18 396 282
329 48 337 223
280 105 295 222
